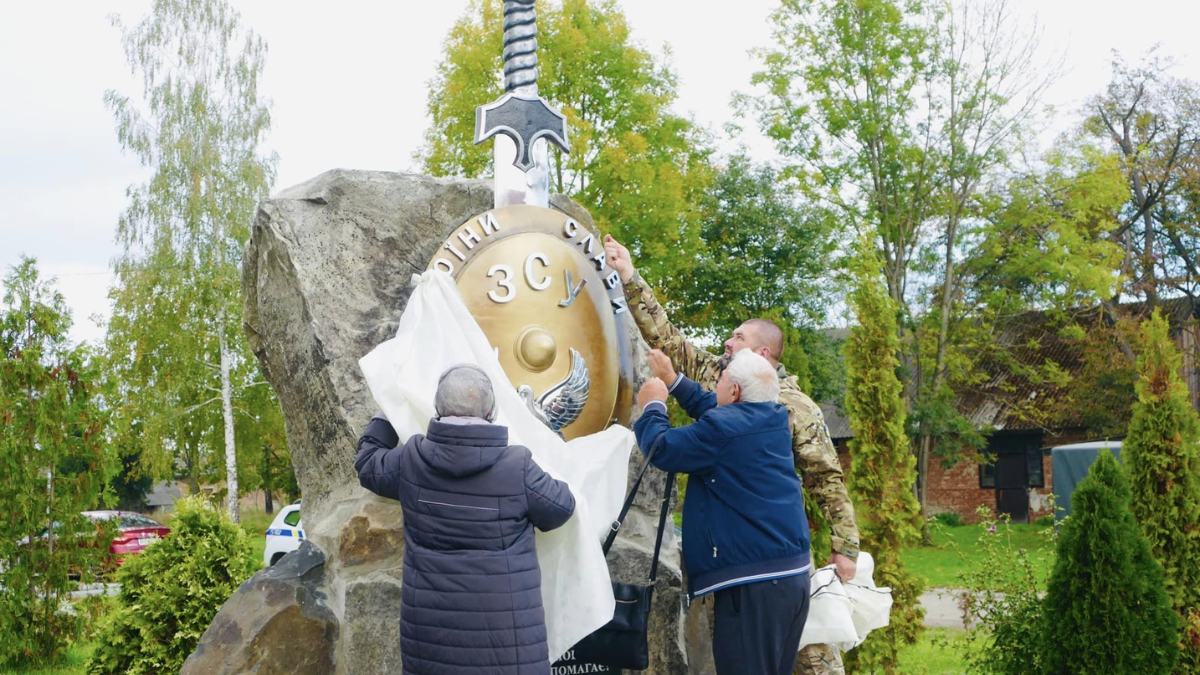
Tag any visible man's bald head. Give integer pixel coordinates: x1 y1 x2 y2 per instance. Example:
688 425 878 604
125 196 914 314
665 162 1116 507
743 319 784 365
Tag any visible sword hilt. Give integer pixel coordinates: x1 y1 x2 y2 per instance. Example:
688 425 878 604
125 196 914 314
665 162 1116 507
503 0 538 93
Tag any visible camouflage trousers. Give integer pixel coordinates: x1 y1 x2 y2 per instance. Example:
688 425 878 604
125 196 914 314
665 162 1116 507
794 643 845 675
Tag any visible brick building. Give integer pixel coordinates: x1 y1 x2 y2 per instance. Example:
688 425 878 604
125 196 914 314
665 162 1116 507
821 300 1200 524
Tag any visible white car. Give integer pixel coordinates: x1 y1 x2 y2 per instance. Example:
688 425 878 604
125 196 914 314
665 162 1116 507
264 502 304 566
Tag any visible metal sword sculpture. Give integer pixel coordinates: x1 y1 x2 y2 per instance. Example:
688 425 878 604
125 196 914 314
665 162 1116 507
475 0 571 209
475 0 589 434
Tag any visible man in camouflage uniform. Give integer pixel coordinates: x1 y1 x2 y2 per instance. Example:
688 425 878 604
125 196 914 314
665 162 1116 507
605 235 858 675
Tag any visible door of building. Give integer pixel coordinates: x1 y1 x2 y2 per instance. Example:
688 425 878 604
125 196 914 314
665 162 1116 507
995 452 1029 523
982 433 1044 523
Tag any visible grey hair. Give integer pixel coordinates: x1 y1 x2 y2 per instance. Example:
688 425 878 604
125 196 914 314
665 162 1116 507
725 350 780 403
434 364 497 420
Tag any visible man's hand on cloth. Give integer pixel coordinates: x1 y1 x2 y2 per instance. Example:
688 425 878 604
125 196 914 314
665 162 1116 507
603 235 636 283
646 349 677 387
831 551 857 582
637 377 669 409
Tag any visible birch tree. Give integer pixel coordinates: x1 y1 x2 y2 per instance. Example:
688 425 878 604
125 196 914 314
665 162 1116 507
104 0 277 523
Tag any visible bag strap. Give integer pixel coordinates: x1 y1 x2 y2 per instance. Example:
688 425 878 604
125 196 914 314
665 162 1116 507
601 445 659 555
648 472 675 583
600 443 676 583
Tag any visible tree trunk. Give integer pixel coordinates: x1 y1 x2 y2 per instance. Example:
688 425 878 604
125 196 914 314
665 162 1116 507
916 207 962 545
262 443 274 514
219 311 239 524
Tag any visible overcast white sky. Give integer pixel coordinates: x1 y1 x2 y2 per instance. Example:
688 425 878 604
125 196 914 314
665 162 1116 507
2 0 1198 346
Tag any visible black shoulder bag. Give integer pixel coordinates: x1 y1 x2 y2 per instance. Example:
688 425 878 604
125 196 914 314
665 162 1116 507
567 451 676 671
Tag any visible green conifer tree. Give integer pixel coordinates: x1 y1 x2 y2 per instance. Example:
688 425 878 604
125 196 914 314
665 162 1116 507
86 496 258 675
0 258 112 668
842 252 925 674
1039 450 1178 675
1124 310 1200 671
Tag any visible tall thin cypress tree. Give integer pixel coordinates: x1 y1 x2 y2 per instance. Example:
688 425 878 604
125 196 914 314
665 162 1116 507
843 252 925 674
1125 310 1200 671
1039 450 1178 675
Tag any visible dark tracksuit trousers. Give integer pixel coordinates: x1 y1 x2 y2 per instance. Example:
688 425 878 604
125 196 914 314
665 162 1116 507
711 573 811 675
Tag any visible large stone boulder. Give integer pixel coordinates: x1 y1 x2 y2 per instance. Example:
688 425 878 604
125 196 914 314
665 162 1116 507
189 170 686 674
182 542 338 675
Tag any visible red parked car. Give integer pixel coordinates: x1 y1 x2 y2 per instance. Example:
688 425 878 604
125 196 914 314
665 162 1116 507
83 511 171 565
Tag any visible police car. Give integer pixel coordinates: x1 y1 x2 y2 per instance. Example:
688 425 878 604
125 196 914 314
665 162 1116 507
263 501 303 566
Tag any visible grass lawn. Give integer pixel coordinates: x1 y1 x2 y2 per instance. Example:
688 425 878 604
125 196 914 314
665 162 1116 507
896 627 970 674
0 643 93 675
901 522 1054 588
238 508 274 566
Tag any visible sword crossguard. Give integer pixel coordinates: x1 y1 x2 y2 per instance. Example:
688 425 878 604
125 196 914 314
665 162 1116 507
475 93 570 172
476 0 570 181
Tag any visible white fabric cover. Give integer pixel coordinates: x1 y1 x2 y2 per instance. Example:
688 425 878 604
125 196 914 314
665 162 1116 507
799 551 893 652
359 270 635 661
800 566 857 649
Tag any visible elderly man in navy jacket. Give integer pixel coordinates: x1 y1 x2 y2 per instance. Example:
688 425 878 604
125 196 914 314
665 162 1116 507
634 349 812 675
356 364 576 675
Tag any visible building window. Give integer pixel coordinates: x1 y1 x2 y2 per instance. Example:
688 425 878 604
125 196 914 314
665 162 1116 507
1026 447 1044 488
979 458 996 489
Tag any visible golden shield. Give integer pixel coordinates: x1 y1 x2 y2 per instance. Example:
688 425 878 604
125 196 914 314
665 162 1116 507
427 205 634 439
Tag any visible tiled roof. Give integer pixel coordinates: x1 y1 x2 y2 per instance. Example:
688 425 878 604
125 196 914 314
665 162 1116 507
820 297 1200 438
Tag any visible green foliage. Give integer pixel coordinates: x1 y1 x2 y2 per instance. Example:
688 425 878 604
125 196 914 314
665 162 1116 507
796 328 847 407
1124 311 1200 670
901 628 971 674
1039 451 1178 675
744 0 1128 520
420 0 713 294
0 258 113 669
0 643 94 675
843 252 925 673
966 147 1126 311
954 507 1054 675
674 156 835 339
1080 53 1200 306
86 496 259 675
103 0 287 519
110 451 154 512
932 511 963 527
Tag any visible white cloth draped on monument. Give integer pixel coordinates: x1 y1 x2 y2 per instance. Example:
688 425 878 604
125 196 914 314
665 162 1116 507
800 551 893 651
359 269 634 662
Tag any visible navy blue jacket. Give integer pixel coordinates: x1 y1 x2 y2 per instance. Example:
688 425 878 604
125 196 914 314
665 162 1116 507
356 416 575 675
633 376 812 598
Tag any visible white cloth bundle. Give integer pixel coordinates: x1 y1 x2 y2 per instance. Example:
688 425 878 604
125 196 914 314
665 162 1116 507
799 551 893 651
358 270 635 661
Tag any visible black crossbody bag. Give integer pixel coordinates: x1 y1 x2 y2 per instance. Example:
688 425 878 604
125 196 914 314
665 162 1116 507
567 450 675 671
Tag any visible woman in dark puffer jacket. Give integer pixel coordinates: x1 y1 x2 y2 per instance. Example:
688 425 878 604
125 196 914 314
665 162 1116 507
356 364 576 675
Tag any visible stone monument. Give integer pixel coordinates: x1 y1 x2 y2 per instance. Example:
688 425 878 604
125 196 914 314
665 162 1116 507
181 2 693 673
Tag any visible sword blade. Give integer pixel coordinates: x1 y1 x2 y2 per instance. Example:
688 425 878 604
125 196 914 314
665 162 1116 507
493 132 550 208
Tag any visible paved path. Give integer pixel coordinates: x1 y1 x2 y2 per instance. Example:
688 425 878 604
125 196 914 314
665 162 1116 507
68 583 120 600
921 588 967 628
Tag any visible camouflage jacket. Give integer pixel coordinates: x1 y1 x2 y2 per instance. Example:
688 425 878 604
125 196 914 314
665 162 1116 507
624 273 861 560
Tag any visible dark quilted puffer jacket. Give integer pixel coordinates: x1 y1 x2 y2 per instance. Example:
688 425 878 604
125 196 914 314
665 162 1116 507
355 416 576 675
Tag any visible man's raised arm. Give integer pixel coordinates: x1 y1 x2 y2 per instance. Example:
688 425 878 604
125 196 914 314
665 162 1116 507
604 235 722 388
786 388 861 573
